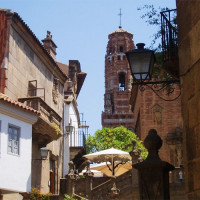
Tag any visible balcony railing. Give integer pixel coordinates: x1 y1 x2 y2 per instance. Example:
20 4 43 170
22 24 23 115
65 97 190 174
161 9 178 62
18 96 62 143
18 96 61 123
28 88 45 101
69 130 89 148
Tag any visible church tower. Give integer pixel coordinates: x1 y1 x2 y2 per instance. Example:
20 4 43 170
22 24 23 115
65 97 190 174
101 27 135 130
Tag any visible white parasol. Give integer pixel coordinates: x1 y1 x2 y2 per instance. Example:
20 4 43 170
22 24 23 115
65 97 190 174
90 161 132 177
83 148 132 176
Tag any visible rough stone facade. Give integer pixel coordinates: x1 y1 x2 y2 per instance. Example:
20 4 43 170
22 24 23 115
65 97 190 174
177 0 200 198
101 28 135 130
0 9 67 198
131 85 182 165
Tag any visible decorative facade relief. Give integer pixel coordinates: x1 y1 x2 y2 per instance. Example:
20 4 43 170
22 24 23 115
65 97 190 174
151 104 163 125
52 77 59 104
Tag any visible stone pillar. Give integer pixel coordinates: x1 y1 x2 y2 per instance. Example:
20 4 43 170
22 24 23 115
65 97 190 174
66 161 76 196
109 177 120 200
133 129 174 200
84 160 94 200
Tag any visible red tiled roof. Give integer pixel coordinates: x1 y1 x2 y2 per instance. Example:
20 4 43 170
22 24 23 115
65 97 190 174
109 28 133 36
56 61 69 76
0 93 40 115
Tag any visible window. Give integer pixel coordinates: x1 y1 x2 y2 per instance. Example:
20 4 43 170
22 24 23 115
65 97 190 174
28 80 37 97
106 100 111 105
109 48 112 54
119 46 123 52
119 73 126 91
8 125 20 155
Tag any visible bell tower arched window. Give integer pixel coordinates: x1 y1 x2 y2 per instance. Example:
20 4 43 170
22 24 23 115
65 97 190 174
119 72 125 91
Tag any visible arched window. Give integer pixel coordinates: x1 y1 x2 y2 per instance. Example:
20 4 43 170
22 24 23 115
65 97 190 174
119 46 123 52
119 73 125 91
109 48 112 54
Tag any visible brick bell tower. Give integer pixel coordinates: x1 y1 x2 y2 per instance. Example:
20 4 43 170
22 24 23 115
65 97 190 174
101 26 135 130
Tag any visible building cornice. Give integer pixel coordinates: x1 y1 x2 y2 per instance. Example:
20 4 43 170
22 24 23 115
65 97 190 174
0 102 38 124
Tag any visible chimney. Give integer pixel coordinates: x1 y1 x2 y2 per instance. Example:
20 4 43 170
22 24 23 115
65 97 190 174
42 31 57 60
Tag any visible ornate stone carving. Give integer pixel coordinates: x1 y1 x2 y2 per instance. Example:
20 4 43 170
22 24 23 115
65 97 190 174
52 77 59 104
151 103 163 125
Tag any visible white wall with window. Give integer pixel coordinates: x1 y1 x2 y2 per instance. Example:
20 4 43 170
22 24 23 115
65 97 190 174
0 101 38 194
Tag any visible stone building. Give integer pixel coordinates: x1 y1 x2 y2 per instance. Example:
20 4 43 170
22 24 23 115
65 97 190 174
57 60 87 176
0 9 83 199
101 27 135 130
176 0 200 198
127 9 184 170
130 83 183 165
0 94 39 200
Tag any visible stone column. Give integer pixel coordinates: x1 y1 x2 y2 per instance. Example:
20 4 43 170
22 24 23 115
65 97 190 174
133 129 174 200
84 160 94 200
66 161 76 196
109 177 120 200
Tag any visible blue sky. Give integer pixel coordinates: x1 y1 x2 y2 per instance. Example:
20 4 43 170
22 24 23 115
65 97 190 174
1 0 176 135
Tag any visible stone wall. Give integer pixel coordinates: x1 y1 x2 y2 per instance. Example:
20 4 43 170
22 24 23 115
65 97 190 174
60 168 185 200
7 26 64 117
0 11 66 197
132 85 182 164
177 0 200 198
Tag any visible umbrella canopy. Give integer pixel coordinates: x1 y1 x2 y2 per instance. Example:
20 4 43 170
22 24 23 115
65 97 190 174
83 148 132 163
79 169 104 177
91 162 132 177
83 148 132 176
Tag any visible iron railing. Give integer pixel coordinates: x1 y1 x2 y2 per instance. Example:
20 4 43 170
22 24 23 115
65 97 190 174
69 130 89 148
161 9 178 62
18 96 62 124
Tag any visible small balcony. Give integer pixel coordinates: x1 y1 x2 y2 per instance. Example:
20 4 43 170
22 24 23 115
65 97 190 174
18 96 62 145
69 123 89 170
161 9 179 77
69 130 89 148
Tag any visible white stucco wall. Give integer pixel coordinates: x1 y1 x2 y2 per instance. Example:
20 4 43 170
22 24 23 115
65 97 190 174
63 104 70 177
69 103 79 147
0 113 32 193
63 101 79 177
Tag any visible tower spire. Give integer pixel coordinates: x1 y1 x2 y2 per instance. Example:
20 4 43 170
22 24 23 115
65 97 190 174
118 8 122 28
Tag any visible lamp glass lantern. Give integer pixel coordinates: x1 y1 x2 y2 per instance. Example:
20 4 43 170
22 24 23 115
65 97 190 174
40 147 49 160
66 125 74 133
126 43 155 81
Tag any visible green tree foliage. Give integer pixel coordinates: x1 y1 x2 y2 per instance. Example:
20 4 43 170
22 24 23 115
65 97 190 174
138 5 178 94
137 5 174 51
86 126 147 159
30 187 51 200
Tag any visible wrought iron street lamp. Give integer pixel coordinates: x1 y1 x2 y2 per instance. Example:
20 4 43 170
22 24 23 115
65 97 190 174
40 147 49 160
32 147 49 160
126 43 155 81
126 43 180 101
66 125 74 134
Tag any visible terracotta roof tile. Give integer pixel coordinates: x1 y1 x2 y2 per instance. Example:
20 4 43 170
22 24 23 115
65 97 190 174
0 93 40 115
110 28 133 36
56 61 69 76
